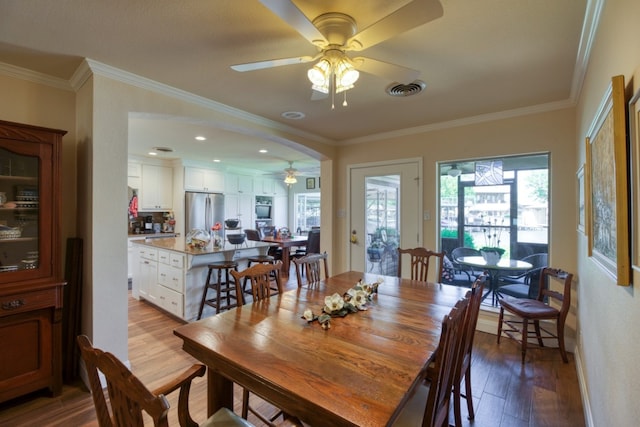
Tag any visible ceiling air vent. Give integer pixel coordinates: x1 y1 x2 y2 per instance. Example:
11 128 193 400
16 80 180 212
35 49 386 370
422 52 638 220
153 146 174 153
386 80 426 97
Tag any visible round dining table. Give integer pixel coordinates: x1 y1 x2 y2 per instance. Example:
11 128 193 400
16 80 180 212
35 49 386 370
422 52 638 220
457 256 533 306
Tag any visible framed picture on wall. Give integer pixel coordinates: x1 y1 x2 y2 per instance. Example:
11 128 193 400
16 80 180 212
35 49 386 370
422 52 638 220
306 177 315 189
577 164 585 234
585 75 631 285
629 87 640 274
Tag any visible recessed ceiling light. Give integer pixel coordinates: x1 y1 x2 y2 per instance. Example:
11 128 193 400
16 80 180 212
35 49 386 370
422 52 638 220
213 159 221 163
195 136 206 141
281 111 305 120
259 149 268 153
148 151 157 156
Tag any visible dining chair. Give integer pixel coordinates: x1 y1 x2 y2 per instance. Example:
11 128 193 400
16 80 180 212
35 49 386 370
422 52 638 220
497 267 573 363
231 261 283 306
397 247 444 282
292 252 329 287
496 252 548 299
451 275 485 426
394 296 469 427
230 262 300 427
246 228 282 260
76 335 253 427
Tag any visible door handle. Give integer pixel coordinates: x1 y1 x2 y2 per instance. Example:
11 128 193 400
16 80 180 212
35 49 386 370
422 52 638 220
350 230 358 244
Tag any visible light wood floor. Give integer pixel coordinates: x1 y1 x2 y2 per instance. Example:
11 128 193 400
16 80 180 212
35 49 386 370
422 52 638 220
0 277 585 427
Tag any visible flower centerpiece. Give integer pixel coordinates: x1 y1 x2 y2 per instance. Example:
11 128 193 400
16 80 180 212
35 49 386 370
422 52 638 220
211 222 222 249
479 215 506 264
302 278 383 330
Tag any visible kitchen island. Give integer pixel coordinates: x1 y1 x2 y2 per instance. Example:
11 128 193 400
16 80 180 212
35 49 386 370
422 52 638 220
130 237 269 321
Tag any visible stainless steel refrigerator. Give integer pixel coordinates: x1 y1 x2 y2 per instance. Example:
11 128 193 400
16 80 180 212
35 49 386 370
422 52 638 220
184 192 225 237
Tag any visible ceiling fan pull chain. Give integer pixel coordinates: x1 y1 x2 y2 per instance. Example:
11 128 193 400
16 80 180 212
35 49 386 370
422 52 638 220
343 91 348 107
331 74 336 109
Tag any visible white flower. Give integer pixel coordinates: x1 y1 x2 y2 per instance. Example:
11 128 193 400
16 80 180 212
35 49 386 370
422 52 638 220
324 293 344 313
347 288 368 310
360 282 372 296
303 309 314 322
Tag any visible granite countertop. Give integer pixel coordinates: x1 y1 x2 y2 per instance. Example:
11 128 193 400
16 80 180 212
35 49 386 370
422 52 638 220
130 236 268 255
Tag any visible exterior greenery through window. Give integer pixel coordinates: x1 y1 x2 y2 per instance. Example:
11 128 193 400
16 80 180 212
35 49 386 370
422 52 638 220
439 154 549 261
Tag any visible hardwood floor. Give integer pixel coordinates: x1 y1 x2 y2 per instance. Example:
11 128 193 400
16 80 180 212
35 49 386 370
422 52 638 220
0 276 585 427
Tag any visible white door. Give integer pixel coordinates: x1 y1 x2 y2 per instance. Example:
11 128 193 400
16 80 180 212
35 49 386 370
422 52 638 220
349 160 421 275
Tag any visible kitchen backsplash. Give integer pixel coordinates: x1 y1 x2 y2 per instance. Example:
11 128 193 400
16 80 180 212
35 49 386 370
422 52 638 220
128 211 175 234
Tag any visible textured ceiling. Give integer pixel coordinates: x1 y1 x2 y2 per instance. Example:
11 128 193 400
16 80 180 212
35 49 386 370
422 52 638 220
0 0 589 174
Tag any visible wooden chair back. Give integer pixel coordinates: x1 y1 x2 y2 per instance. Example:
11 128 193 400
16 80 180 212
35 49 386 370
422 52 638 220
305 229 321 254
424 297 469 427
397 247 444 282
231 261 283 305
536 267 573 317
244 229 262 242
292 252 329 287
452 275 486 425
77 335 203 427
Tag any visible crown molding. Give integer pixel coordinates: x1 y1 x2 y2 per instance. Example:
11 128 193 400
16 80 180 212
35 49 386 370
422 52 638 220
0 61 72 91
570 0 605 101
342 99 575 145
82 59 333 146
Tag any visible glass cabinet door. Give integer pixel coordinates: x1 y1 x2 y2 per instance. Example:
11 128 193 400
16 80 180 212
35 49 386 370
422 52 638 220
0 147 40 274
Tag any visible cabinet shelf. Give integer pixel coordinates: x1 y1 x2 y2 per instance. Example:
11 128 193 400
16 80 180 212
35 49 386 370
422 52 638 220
0 175 37 182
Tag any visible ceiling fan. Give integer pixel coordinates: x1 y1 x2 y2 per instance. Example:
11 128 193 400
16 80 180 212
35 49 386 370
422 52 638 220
266 161 315 184
231 0 444 103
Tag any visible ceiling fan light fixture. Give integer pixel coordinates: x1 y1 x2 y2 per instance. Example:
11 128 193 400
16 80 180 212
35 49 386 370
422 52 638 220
308 51 359 98
284 174 297 185
447 164 461 177
308 58 331 86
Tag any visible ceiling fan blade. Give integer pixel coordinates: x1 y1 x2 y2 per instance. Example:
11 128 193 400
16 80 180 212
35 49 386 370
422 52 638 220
348 0 444 50
231 55 315 72
353 57 420 83
259 0 328 46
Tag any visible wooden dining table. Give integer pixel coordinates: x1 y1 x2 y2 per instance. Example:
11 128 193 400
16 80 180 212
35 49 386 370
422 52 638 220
173 271 468 426
260 234 308 273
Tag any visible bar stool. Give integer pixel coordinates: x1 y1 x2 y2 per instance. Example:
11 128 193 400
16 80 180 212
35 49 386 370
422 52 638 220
243 255 276 297
197 260 239 320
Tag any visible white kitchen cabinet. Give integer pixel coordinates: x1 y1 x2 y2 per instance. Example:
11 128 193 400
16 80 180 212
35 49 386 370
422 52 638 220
184 167 224 192
156 285 183 318
225 173 253 194
273 195 288 228
138 247 158 304
274 180 287 196
237 175 253 193
156 250 185 318
140 164 173 210
225 193 254 229
254 177 276 195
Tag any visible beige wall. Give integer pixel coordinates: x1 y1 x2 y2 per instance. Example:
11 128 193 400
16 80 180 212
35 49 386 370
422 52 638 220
574 0 640 425
4 0 640 420
334 108 577 275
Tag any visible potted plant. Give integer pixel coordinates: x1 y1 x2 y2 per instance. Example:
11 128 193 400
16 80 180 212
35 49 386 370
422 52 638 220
479 216 506 264
367 239 385 261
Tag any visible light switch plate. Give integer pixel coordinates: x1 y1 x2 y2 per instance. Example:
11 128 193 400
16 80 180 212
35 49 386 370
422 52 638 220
423 210 430 221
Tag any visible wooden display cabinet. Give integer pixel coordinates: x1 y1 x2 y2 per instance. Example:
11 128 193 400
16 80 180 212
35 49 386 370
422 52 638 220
0 120 65 403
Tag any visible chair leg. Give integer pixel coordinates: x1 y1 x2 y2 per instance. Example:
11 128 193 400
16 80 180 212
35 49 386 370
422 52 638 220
557 318 569 363
197 268 214 320
521 318 528 364
464 365 475 420
497 307 504 343
241 388 250 419
533 320 544 347
453 380 463 427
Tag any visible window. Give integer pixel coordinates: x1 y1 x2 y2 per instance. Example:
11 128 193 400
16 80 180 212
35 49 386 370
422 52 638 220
294 192 320 233
439 154 549 259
